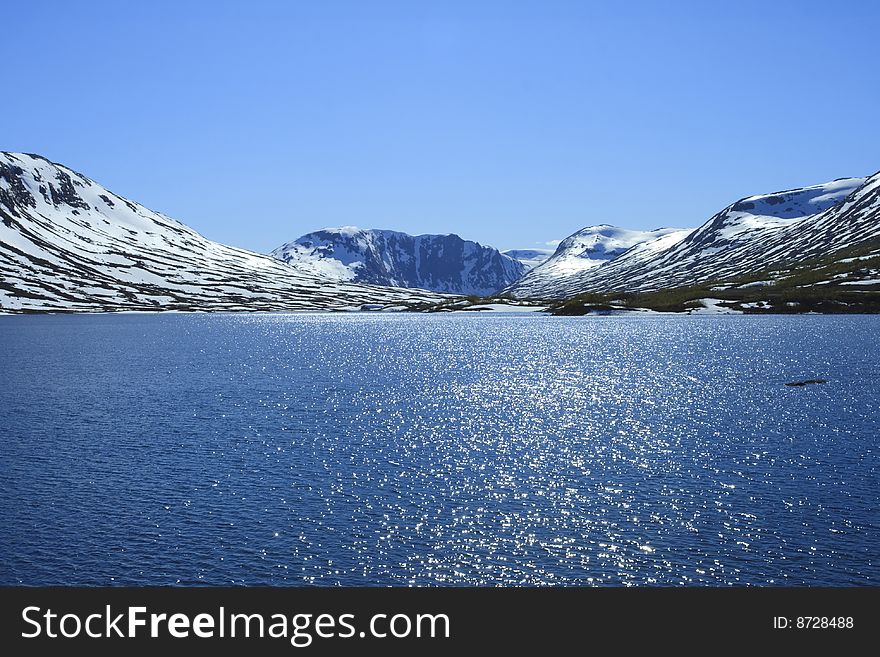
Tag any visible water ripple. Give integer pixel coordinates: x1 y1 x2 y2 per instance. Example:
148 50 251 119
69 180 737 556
0 313 877 586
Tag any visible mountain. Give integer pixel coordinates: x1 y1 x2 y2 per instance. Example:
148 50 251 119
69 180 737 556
6 152 876 313
507 225 688 298
0 153 444 312
272 227 525 296
506 174 880 299
502 248 555 270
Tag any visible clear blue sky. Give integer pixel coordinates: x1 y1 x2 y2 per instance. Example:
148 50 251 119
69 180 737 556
6 1 879 252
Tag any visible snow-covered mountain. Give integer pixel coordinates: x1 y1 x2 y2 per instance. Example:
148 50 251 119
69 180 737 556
6 151 876 312
508 225 688 297
272 227 525 296
502 248 555 270
506 174 880 298
0 153 443 312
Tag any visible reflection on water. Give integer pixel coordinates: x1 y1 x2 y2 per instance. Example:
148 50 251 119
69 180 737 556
0 312 877 585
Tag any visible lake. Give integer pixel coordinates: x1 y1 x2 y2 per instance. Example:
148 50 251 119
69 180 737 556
0 313 877 586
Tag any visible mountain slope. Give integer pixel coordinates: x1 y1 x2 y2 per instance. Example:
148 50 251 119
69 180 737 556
0 153 443 312
507 174 880 299
272 227 525 296
508 225 688 298
501 248 555 270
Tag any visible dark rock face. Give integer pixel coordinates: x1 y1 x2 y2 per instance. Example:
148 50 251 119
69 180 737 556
0 162 35 215
274 229 526 296
48 169 90 210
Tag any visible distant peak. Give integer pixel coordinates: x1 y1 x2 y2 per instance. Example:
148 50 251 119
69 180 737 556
316 225 365 235
272 227 524 295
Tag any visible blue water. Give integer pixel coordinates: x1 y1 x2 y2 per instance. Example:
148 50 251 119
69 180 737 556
0 313 877 586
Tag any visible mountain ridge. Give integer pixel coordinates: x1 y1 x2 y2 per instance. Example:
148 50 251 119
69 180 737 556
3 151 878 313
507 225 690 298
506 173 880 299
272 227 524 296
0 152 444 312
